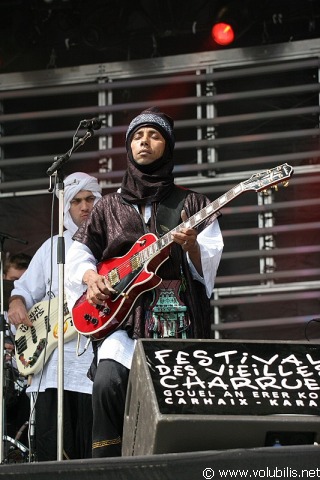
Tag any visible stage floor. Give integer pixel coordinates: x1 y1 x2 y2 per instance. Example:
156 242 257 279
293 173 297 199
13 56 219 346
0 445 319 480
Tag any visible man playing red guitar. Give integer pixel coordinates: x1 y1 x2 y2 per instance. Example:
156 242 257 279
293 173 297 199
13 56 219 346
65 107 224 457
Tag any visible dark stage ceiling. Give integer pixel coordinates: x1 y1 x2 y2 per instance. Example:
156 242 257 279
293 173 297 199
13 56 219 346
0 0 319 73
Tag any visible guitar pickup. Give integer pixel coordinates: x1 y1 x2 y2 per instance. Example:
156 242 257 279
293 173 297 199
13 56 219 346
15 336 27 355
31 326 38 344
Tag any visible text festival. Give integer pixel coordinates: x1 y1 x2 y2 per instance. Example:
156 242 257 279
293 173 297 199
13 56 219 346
152 348 320 408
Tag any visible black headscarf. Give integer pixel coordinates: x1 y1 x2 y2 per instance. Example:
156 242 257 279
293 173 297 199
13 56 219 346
120 107 176 205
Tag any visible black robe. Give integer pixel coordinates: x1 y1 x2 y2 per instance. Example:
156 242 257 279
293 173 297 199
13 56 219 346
73 189 216 339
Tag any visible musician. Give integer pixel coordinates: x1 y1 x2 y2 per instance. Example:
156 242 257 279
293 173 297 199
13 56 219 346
65 107 224 457
4 252 32 282
7 172 102 461
3 252 31 451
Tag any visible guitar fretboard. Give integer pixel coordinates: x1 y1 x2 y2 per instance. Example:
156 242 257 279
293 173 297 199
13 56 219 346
138 163 293 265
139 182 245 263
115 162 293 275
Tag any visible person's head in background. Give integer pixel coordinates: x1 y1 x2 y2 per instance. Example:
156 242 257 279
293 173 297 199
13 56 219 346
59 171 102 235
3 252 32 281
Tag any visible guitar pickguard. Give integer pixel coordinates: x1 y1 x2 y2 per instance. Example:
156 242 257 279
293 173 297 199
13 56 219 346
15 296 77 376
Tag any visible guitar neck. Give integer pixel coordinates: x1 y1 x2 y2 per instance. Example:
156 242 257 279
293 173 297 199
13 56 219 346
138 162 293 264
142 181 244 260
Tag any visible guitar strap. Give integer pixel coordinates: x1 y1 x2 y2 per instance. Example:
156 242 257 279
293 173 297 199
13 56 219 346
155 185 190 237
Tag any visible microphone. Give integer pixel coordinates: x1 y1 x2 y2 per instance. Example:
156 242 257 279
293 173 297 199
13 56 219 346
80 117 102 130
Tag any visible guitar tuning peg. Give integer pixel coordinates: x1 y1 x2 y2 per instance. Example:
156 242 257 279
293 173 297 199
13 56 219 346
282 181 289 187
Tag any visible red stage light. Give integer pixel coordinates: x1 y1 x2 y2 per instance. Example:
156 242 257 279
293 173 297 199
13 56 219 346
211 22 235 46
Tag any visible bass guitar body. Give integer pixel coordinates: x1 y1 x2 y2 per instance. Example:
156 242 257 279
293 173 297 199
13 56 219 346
15 296 76 376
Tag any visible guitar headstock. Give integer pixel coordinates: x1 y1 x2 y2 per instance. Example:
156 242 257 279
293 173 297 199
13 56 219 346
242 163 294 192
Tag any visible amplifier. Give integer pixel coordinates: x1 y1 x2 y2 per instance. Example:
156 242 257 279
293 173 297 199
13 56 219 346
122 339 320 455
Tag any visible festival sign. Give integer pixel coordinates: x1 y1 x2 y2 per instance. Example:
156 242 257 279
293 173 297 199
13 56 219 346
143 340 320 416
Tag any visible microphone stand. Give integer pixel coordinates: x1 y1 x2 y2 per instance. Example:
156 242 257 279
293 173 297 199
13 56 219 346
0 232 28 464
46 123 96 461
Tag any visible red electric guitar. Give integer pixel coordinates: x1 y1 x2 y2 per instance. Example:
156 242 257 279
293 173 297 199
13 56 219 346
72 163 293 340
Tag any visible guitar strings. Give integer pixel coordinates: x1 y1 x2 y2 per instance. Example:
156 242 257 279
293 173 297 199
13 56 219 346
101 168 290 285
17 305 72 360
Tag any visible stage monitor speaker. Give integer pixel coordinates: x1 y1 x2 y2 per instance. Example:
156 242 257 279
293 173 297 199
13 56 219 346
122 339 320 456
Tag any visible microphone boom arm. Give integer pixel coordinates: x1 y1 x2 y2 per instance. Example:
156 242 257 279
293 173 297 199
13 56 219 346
45 117 100 459
46 129 94 177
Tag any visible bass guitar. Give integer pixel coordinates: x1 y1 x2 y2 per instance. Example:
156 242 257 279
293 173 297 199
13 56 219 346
72 163 293 340
15 296 76 376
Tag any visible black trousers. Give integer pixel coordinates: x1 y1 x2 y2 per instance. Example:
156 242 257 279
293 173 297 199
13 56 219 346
35 388 93 461
5 389 30 448
92 359 129 458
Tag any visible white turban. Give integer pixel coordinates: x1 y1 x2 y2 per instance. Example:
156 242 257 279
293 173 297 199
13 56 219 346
56 172 102 235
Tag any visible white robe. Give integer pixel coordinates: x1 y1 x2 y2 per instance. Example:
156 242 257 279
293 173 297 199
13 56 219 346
11 230 94 394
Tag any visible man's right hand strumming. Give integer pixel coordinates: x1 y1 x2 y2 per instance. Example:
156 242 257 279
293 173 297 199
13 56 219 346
83 269 116 306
